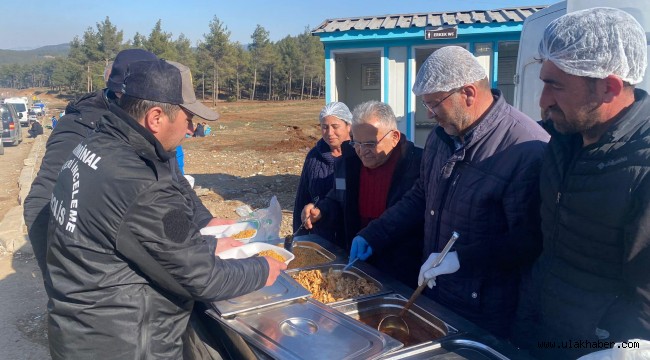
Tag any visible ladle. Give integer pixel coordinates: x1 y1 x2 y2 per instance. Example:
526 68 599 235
284 196 319 252
377 231 460 340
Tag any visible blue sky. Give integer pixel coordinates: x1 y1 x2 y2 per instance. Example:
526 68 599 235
0 0 557 50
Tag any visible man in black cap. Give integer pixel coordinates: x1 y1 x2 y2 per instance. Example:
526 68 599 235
44 59 287 359
25 49 230 278
24 49 159 275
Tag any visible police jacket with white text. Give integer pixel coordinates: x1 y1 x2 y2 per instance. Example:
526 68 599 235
23 89 212 278
45 103 269 360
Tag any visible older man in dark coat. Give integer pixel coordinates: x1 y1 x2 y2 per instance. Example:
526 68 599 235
352 46 550 337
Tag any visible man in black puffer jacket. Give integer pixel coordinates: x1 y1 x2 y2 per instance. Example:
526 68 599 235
302 101 423 287
517 8 650 360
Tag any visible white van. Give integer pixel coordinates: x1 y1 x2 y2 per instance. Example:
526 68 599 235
3 97 30 127
513 0 650 120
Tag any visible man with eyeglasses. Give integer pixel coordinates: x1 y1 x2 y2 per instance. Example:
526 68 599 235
350 46 550 338
301 100 424 287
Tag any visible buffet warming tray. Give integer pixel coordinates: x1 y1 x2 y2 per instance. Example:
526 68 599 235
332 294 457 348
286 263 392 305
210 272 311 317
215 298 403 360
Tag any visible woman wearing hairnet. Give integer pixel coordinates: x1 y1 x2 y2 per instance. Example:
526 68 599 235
292 102 352 240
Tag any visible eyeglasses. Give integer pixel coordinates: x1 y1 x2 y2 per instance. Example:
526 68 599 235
350 130 393 150
421 90 458 118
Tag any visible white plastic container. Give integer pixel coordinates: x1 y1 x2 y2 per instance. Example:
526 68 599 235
184 175 195 189
200 221 258 243
218 242 295 265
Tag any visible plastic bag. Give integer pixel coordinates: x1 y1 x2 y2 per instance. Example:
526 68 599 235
235 204 254 218
236 196 282 243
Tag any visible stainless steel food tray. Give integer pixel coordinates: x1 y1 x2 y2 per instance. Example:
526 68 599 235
286 263 392 305
332 294 457 347
210 272 310 317
276 241 337 269
221 298 403 360
379 338 510 359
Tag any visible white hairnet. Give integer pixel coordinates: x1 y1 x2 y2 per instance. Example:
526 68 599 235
539 7 647 84
412 46 487 96
319 102 352 124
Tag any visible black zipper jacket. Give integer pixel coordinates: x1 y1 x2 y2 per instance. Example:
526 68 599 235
24 89 212 277
534 89 650 356
45 103 268 359
359 91 549 337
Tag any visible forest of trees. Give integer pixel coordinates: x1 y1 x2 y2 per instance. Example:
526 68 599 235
0 17 325 102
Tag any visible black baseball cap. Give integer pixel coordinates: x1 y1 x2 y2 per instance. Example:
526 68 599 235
106 49 158 94
123 59 219 121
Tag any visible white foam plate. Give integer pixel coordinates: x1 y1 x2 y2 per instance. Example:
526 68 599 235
200 221 258 243
218 242 295 265
184 174 195 189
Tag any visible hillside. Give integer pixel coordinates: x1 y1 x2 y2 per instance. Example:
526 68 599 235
0 43 70 65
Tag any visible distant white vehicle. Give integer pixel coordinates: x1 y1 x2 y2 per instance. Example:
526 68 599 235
3 97 29 127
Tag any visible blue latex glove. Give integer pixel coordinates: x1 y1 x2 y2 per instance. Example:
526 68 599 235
349 236 373 262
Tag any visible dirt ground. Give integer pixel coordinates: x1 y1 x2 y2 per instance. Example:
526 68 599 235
0 88 324 235
0 88 69 223
182 99 323 235
0 135 33 221
0 87 324 358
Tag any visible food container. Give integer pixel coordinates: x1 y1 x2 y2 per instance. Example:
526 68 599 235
379 339 511 360
331 294 456 347
212 298 403 360
201 221 258 243
218 242 295 265
183 174 195 188
286 264 389 305
210 272 310 317
274 241 336 269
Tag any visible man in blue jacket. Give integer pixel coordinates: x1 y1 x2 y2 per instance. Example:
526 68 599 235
350 46 550 337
